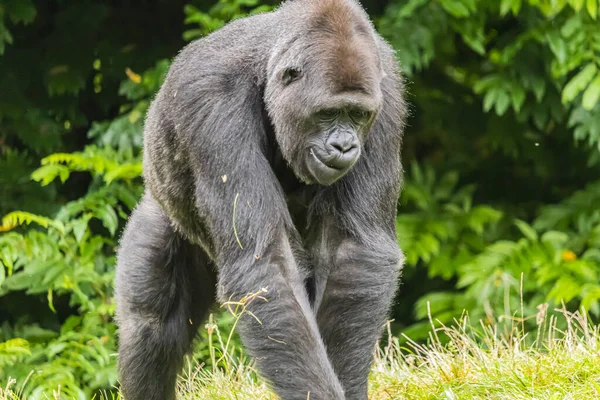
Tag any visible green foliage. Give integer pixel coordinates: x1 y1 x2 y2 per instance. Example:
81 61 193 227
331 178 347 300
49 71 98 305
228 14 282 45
0 10 163 394
380 0 600 150
377 0 600 340
0 339 29 369
0 151 140 397
399 167 600 339
183 0 274 41
31 147 142 186
397 164 502 272
0 0 36 54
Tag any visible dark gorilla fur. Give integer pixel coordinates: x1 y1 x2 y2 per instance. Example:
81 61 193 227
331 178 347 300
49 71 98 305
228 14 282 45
114 0 407 399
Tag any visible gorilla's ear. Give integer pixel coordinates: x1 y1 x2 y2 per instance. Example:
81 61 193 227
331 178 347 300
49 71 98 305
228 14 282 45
281 67 302 85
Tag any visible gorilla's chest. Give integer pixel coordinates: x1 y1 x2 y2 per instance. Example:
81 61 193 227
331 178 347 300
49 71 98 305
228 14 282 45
270 146 317 237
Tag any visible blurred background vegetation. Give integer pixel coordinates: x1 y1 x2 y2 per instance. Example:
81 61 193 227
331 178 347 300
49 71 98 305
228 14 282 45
1 0 600 397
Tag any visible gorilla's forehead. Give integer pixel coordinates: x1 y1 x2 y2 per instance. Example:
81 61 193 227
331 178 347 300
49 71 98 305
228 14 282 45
321 37 380 95
303 0 372 36
301 0 381 94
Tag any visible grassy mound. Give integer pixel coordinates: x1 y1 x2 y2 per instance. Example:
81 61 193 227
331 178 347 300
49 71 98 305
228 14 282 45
2 308 599 400
179 307 600 399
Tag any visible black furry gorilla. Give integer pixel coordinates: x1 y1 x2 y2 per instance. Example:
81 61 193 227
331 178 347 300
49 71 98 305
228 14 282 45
114 0 406 399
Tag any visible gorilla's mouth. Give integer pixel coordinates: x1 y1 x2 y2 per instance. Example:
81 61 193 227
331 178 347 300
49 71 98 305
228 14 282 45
307 147 360 185
311 149 342 170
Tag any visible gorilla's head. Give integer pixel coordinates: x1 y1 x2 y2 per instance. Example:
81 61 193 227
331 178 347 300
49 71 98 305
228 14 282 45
265 1 383 186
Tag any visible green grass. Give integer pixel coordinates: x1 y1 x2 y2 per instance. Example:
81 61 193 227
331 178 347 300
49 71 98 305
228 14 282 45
2 307 600 400
368 309 600 399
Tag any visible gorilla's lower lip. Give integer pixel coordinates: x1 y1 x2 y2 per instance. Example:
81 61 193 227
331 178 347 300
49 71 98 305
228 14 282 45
310 150 343 171
307 149 356 186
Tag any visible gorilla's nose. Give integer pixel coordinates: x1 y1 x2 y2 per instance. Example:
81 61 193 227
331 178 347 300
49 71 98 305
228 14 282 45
327 132 358 154
324 132 360 169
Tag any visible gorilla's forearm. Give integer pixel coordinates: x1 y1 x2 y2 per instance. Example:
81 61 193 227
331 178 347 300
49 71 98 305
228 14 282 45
182 112 345 397
218 239 345 399
315 237 402 399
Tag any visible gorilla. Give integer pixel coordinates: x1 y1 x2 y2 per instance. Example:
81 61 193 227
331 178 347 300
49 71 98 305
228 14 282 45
114 0 406 399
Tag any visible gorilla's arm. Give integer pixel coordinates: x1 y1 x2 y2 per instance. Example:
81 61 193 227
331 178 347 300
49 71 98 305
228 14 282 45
311 63 406 400
171 71 345 400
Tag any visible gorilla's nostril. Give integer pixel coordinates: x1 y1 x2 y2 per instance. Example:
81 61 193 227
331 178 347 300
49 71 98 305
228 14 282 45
331 142 347 153
327 136 358 154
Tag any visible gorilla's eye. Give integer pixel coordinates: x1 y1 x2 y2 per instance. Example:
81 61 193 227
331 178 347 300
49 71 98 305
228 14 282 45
282 67 302 85
318 109 340 121
349 109 371 123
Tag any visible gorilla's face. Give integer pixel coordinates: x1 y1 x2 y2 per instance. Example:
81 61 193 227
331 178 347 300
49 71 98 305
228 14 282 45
303 104 375 185
265 38 383 186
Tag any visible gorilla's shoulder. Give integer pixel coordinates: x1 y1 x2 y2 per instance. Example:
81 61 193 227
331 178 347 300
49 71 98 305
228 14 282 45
178 12 279 59
160 12 279 90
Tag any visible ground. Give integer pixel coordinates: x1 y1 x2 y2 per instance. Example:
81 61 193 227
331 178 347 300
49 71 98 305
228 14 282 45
2 309 599 400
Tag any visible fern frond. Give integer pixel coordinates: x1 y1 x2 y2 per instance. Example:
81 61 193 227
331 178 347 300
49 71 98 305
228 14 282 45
31 146 142 186
41 150 114 174
0 338 30 356
0 211 65 233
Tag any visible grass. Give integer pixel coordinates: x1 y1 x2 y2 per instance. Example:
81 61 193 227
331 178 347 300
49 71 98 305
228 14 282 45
369 307 600 399
2 305 599 400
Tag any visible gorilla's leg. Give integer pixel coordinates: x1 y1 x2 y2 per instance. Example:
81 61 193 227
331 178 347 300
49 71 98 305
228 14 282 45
115 194 216 400
315 237 401 400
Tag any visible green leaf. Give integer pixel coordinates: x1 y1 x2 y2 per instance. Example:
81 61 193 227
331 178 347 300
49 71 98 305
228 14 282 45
116 186 141 210
0 338 30 356
415 292 457 319
570 0 585 11
398 0 429 18
562 63 598 104
3 271 40 292
0 261 5 287
548 276 580 303
511 84 526 112
440 0 471 17
1 211 64 232
462 32 486 55
96 204 118 236
183 29 203 42
583 75 600 110
495 90 511 115
104 163 143 184
546 33 568 64
512 0 522 13
527 75 546 103
474 75 503 94
500 0 517 15
0 246 16 276
561 16 582 38
30 164 71 186
436 171 460 199
500 0 512 15
72 215 92 243
587 0 597 19
483 88 499 112
462 0 477 12
515 219 538 241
